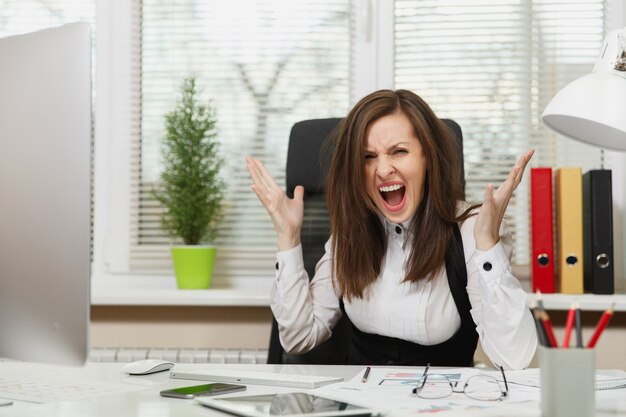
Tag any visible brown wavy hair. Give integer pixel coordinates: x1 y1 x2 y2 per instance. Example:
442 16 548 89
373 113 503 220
326 89 475 301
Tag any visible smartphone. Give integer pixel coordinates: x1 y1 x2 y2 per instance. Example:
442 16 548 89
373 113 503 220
160 383 246 399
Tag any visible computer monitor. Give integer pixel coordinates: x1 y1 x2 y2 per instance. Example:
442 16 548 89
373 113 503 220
0 23 91 366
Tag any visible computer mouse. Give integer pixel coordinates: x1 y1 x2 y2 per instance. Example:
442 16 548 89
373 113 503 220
123 359 175 375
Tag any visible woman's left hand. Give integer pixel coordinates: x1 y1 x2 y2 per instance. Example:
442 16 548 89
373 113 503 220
474 149 535 251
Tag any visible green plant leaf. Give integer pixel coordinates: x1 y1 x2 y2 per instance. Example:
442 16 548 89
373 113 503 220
152 77 225 245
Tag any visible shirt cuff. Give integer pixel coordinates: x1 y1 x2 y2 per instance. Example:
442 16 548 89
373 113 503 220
473 241 510 283
276 244 305 278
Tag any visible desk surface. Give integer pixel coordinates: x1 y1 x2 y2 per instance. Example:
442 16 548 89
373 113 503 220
1 362 626 417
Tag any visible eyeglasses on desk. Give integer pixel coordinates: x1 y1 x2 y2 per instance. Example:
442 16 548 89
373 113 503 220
412 364 509 401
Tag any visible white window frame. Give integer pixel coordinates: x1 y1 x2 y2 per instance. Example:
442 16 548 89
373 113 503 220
351 0 394 102
93 0 626 291
93 0 136 280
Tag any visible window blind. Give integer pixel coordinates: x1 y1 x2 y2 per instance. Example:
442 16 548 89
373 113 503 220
132 0 351 278
394 0 606 265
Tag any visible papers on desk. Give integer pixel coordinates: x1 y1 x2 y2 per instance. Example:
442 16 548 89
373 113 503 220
504 368 626 390
315 367 541 417
316 366 626 417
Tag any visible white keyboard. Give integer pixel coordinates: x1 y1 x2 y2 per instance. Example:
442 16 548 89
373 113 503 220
0 375 144 403
170 368 343 389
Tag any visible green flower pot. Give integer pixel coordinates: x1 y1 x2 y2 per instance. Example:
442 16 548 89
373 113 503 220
171 246 217 289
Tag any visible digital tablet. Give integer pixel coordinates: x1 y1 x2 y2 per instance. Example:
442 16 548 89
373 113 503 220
196 392 372 417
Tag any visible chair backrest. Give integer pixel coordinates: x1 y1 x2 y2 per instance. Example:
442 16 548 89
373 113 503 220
267 117 464 364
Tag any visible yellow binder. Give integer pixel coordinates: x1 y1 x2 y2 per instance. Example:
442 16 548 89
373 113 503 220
556 168 584 293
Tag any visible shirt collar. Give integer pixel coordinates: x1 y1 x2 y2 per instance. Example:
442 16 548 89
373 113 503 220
380 214 414 241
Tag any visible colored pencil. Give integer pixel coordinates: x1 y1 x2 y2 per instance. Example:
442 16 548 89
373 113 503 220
530 300 549 347
562 301 577 348
540 310 558 348
575 304 583 348
587 304 615 348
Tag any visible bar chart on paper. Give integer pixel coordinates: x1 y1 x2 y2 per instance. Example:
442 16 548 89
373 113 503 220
376 370 461 386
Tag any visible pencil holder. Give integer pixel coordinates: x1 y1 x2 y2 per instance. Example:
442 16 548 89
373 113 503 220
539 346 595 417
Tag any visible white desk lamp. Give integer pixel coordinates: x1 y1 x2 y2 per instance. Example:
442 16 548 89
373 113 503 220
542 27 626 150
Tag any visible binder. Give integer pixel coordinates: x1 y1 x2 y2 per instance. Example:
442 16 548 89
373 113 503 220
582 170 614 294
530 168 555 293
555 168 584 294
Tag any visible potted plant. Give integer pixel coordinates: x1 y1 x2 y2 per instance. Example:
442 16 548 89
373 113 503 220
153 77 225 289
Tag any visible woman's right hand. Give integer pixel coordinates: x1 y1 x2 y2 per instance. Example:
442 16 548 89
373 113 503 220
246 156 304 251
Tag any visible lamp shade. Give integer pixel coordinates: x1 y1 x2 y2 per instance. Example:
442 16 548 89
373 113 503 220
542 28 626 151
541 71 626 151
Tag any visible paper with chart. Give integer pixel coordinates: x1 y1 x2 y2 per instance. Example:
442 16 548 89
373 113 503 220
375 369 463 386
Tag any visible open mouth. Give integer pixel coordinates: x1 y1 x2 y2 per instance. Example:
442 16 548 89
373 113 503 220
379 183 406 211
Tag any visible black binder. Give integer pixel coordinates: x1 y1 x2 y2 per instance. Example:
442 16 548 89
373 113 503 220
582 170 614 294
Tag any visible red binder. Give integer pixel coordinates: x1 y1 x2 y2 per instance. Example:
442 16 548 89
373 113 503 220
531 168 555 293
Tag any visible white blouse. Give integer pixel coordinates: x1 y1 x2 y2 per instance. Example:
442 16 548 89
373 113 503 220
270 211 537 370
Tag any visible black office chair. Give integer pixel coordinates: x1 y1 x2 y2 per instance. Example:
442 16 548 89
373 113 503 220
267 117 464 365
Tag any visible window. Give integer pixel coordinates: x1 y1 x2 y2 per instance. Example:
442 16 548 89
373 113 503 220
3 0 622 284
96 0 625 281
394 0 608 264
128 0 351 280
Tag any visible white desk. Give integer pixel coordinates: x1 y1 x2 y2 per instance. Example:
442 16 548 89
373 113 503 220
1 362 626 417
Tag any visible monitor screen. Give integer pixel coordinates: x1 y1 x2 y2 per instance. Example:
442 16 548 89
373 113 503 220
0 23 91 366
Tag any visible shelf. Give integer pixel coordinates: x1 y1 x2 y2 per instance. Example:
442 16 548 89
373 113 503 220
528 293 626 312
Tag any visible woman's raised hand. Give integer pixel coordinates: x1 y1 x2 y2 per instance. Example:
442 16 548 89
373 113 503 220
246 156 304 251
474 149 534 251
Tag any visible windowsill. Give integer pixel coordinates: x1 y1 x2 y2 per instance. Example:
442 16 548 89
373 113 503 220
91 265 626 311
91 272 273 307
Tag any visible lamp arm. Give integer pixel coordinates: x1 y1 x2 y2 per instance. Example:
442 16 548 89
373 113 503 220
592 27 626 74
616 28 626 71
